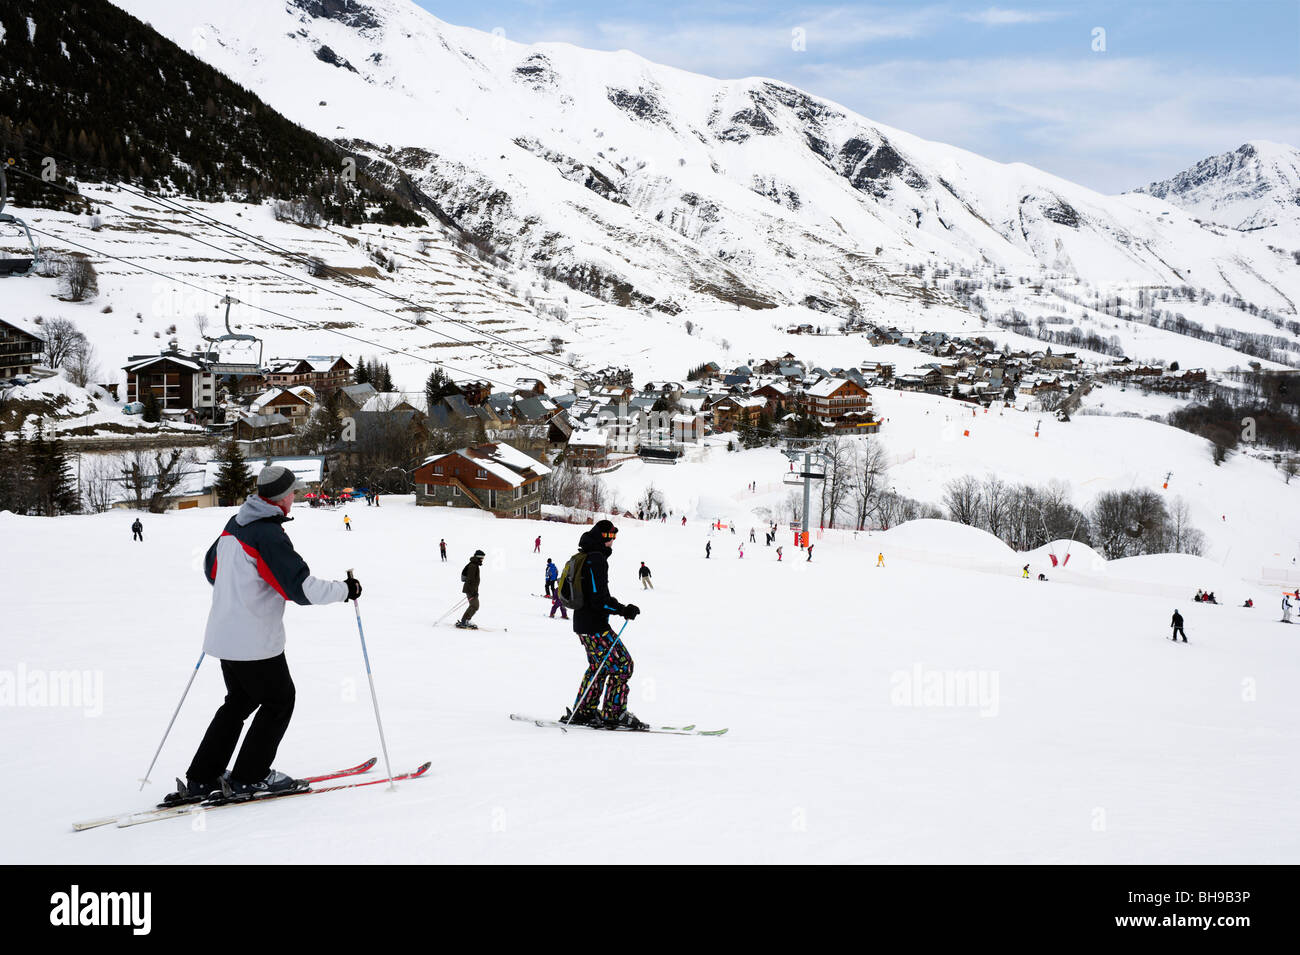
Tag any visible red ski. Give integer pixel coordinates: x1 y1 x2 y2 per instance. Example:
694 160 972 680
114 762 432 828
72 757 379 832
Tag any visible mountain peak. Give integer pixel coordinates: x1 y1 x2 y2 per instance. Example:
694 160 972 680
1131 141 1300 236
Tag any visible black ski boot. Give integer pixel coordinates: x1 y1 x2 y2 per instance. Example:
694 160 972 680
560 706 603 728
454 619 479 630
223 769 307 801
604 711 650 731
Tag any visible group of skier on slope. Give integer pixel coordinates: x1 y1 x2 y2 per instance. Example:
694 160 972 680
175 466 650 803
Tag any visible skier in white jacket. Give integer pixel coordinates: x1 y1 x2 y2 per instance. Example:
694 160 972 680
182 465 361 800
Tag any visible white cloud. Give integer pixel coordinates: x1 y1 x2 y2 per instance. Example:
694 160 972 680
962 7 1064 26
798 56 1300 191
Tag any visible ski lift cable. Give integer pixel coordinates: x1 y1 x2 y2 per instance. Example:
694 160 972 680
0 164 40 277
9 165 574 386
115 179 591 379
8 152 587 382
12 165 558 383
24 224 525 392
109 179 582 382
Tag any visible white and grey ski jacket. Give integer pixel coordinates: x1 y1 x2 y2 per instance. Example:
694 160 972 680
202 496 346 661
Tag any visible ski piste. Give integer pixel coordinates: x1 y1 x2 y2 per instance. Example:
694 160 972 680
509 714 728 736
72 757 378 832
112 761 433 829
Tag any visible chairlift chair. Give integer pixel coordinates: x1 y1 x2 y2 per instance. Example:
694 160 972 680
0 166 39 277
203 294 264 378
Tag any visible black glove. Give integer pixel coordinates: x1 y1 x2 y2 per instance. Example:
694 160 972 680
345 576 363 601
623 604 640 620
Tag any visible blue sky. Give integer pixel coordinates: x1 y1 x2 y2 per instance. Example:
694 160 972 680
412 1 1300 193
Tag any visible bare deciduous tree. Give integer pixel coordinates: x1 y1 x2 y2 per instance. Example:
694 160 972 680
61 258 98 302
39 317 88 369
943 474 983 525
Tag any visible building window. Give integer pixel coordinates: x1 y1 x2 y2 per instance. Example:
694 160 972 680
477 468 487 479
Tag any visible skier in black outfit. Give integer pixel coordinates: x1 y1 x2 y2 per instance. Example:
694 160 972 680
456 550 484 629
1171 609 1187 642
638 561 653 589
131 518 143 542
183 465 360 800
562 520 642 729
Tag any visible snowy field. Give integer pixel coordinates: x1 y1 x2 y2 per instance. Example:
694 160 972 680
4 490 1298 864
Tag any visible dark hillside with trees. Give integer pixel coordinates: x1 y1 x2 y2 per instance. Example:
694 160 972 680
0 0 425 226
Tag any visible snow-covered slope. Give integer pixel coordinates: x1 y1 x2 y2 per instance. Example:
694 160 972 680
1132 141 1300 241
111 0 1300 319
8 495 1299 863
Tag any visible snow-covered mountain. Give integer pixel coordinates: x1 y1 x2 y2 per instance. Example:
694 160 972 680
1132 141 1300 240
112 0 1300 319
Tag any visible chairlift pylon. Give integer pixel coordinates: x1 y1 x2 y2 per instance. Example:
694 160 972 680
0 163 39 278
203 293 264 376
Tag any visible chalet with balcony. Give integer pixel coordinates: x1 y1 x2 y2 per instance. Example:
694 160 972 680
413 442 550 517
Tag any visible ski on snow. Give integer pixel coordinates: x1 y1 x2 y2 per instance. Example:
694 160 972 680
73 757 379 832
509 714 728 736
113 761 432 829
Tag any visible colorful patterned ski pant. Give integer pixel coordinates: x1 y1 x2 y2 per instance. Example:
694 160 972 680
574 629 634 719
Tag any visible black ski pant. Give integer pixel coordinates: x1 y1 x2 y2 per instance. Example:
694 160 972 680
462 593 480 623
1172 626 1187 642
187 653 296 785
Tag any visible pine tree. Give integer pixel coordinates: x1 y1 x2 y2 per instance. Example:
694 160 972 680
30 435 78 516
212 439 255 506
424 368 459 409
354 358 371 386
376 362 394 392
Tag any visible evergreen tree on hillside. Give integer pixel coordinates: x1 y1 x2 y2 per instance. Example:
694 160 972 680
425 368 459 409
375 361 394 393
0 433 34 513
30 435 78 516
212 440 255 506
141 389 162 423
354 359 371 386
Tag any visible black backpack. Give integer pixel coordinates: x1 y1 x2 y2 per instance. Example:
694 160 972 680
557 552 588 611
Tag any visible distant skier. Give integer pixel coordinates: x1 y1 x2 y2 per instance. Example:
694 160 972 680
544 558 559 598
738 544 744 559
806 544 814 562
439 539 447 562
131 518 143 542
534 535 542 554
1170 609 1187 642
548 589 568 620
876 552 885 567
344 514 352 532
1283 593 1293 624
749 528 756 543
681 516 686 526
1022 564 1029 579
456 550 485 630
181 465 360 801
776 546 783 561
562 521 642 729
705 540 711 559
638 562 653 589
